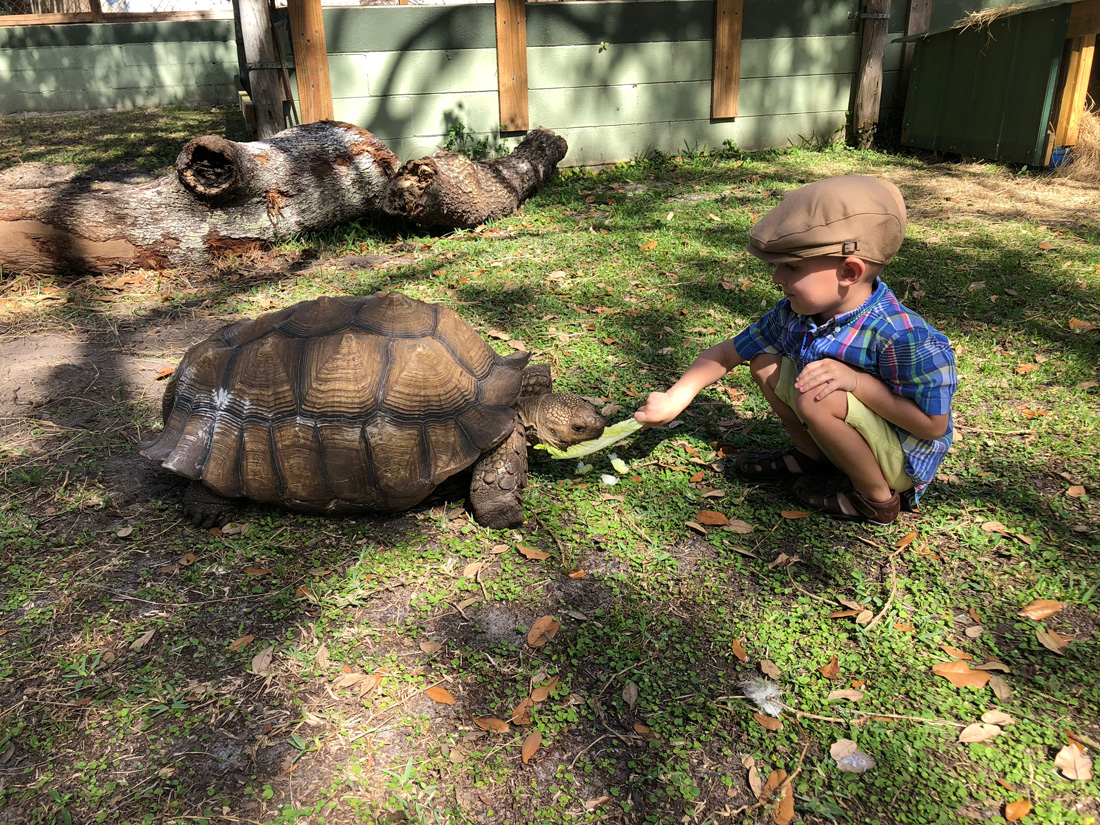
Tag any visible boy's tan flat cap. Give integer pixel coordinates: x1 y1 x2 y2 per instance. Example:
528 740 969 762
747 175 906 265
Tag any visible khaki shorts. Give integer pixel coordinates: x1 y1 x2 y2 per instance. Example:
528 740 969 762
775 358 913 492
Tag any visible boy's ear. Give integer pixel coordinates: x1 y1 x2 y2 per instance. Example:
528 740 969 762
837 256 868 286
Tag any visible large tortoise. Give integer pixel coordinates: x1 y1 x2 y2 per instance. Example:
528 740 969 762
141 292 606 528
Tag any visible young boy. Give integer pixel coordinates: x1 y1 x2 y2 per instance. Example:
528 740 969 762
634 176 956 525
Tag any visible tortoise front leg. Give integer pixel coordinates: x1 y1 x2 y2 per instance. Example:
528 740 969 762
468 424 528 528
182 480 244 529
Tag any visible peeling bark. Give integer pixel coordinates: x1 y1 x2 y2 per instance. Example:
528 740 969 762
382 128 568 228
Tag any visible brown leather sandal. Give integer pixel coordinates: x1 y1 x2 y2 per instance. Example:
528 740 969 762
792 475 900 526
734 447 838 480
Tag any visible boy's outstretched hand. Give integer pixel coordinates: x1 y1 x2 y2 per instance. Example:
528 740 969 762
634 391 685 428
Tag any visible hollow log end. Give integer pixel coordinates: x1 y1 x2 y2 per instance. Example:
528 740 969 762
176 135 241 199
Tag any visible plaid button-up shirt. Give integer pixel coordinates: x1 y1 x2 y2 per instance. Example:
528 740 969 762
733 278 956 504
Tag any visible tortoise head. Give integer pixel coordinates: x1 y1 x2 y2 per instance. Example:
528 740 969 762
516 393 606 450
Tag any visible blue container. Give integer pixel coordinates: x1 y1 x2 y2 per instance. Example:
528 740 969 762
1050 146 1072 168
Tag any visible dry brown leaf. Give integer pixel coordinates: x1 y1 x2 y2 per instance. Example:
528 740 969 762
130 629 155 652
179 552 198 567
518 545 551 561
981 710 1015 726
689 471 706 483
228 635 254 652
474 717 510 733
584 796 613 811
748 764 764 799
510 697 533 725
1015 363 1039 375
827 689 864 702
1068 317 1098 332
1017 599 1065 620
896 532 918 548
959 723 1002 743
462 561 487 578
964 626 984 639
154 366 175 381
527 616 561 648
818 656 841 680
941 645 973 660
828 609 862 619
989 674 1012 701
973 660 1011 672
968 607 982 624
893 623 916 632
726 518 754 534
1036 627 1072 655
521 730 542 764
622 680 639 709
836 597 863 611
685 521 708 535
855 609 873 625
244 567 272 576
334 672 365 689
754 712 782 732
419 641 443 654
425 686 456 705
932 660 990 689
1067 485 1086 498
251 644 275 675
567 569 586 578
760 660 781 679
780 510 812 519
731 638 749 662
1005 799 1031 822
116 526 134 538
633 723 656 740
696 510 728 526
981 521 1011 535
1054 744 1093 781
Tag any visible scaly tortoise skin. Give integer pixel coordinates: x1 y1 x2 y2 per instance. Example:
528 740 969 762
141 292 605 528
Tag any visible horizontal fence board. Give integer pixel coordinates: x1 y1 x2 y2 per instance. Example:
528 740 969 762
1 39 237 73
322 5 497 54
529 36 857 88
0 18 233 49
1 84 234 114
334 49 499 97
333 90 501 141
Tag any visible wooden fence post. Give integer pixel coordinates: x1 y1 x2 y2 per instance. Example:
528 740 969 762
1053 34 1097 147
287 0 334 123
495 0 529 132
897 0 932 109
238 0 286 139
711 0 743 119
849 0 891 148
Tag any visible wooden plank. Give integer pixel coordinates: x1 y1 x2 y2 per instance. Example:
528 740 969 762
897 0 932 107
1054 34 1097 145
238 0 285 138
288 0 334 122
1066 0 1100 38
0 9 233 26
711 0 743 119
495 0 528 132
849 0 891 146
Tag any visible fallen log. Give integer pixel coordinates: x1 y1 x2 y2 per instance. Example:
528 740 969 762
0 121 399 277
382 127 568 228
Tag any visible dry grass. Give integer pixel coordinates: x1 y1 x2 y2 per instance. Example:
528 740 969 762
953 4 1031 31
1055 107 1100 184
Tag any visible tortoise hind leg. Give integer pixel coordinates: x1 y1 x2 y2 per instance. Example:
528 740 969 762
468 424 528 528
182 481 244 529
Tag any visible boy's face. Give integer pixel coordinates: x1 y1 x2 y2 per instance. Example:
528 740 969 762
770 255 870 322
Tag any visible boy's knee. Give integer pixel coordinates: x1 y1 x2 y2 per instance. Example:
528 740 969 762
748 353 783 390
795 387 847 424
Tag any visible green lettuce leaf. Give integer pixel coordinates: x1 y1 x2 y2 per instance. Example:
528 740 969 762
534 418 644 459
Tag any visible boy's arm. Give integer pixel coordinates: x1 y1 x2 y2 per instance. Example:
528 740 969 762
635 339 745 427
796 359 949 440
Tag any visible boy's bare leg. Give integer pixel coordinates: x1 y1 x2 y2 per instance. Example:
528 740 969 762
749 354 826 461
794 390 894 503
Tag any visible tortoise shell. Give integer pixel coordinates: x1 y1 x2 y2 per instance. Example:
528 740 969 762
142 292 532 514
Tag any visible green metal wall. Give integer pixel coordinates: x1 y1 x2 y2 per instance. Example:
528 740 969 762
0 20 238 114
901 4 1071 166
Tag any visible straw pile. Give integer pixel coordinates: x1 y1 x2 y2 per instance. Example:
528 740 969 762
953 4 1031 31
1054 106 1100 184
